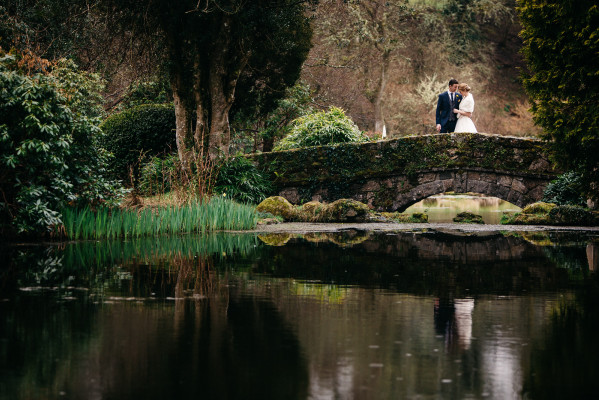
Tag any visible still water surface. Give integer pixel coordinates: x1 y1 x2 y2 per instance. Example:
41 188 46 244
405 194 521 224
1 230 599 399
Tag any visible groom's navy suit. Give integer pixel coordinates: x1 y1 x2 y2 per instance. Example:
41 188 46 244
436 91 462 133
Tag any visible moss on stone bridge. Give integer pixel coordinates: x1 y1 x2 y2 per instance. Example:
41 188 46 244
249 132 560 208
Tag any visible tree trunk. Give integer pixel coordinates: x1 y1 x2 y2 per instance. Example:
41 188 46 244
374 51 389 135
173 88 195 170
193 53 208 157
205 15 247 160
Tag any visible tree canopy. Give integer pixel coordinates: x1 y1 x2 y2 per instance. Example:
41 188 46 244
517 0 599 203
112 0 313 163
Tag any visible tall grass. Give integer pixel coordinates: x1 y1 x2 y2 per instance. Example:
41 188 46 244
59 196 257 240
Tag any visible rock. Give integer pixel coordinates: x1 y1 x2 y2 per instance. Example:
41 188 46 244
521 202 556 215
453 211 484 224
317 199 371 222
299 201 325 221
411 212 429 223
511 213 551 225
380 212 428 223
256 196 296 221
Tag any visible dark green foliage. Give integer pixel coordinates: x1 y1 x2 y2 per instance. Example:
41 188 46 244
274 107 369 151
214 157 273 204
542 171 587 207
0 55 124 236
517 0 599 203
116 80 172 111
0 6 31 51
99 104 176 181
548 205 594 226
137 154 179 196
232 6 314 122
114 0 314 158
524 273 599 399
232 81 314 153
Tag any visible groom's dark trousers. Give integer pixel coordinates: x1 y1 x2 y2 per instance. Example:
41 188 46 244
436 92 461 133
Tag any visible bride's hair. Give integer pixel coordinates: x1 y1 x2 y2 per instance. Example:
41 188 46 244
458 83 471 92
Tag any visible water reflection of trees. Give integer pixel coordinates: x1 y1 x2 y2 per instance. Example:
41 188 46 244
523 272 599 399
1 234 309 400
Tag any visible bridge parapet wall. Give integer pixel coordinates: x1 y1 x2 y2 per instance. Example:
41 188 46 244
250 133 560 211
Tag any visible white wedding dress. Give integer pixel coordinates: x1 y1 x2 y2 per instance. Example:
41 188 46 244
454 94 477 133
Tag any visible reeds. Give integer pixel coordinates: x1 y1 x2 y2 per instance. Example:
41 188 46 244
59 196 257 240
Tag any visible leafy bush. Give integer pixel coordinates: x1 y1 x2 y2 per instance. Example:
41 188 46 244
0 55 125 236
273 106 368 150
100 104 176 181
214 156 273 204
116 80 171 111
137 154 179 196
542 172 587 207
548 205 594 226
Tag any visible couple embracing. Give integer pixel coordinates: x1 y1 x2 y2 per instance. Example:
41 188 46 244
435 78 477 133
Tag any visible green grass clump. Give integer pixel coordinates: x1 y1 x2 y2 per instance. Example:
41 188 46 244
59 196 257 240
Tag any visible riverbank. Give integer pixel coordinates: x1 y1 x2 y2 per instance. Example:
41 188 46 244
251 222 599 234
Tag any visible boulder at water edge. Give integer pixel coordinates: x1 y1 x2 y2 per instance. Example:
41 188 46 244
256 196 296 221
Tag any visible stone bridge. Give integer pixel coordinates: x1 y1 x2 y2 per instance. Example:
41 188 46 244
250 133 560 211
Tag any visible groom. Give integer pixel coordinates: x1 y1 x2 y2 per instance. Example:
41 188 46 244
436 78 461 133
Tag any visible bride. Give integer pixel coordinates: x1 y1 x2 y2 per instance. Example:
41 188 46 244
453 83 477 133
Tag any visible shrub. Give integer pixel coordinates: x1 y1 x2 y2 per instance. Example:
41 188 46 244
542 172 587 207
548 205 594 226
0 55 125 236
273 106 368 150
213 156 273 204
99 104 176 181
116 80 171 111
137 153 179 196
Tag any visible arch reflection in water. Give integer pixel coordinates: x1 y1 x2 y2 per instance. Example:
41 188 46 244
405 193 521 224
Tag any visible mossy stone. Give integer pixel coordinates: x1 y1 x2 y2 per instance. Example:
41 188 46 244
301 201 324 216
256 196 296 221
521 202 556 215
512 213 552 225
453 211 484 224
318 199 371 222
380 212 428 223
411 212 429 223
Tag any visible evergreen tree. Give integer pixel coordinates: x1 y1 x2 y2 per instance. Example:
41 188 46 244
517 0 599 204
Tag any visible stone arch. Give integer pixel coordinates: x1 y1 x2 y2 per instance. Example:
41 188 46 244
388 169 550 212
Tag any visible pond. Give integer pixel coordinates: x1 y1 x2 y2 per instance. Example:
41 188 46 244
404 194 521 224
1 229 599 400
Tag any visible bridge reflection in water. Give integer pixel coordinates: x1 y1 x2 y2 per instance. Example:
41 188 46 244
405 193 521 224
